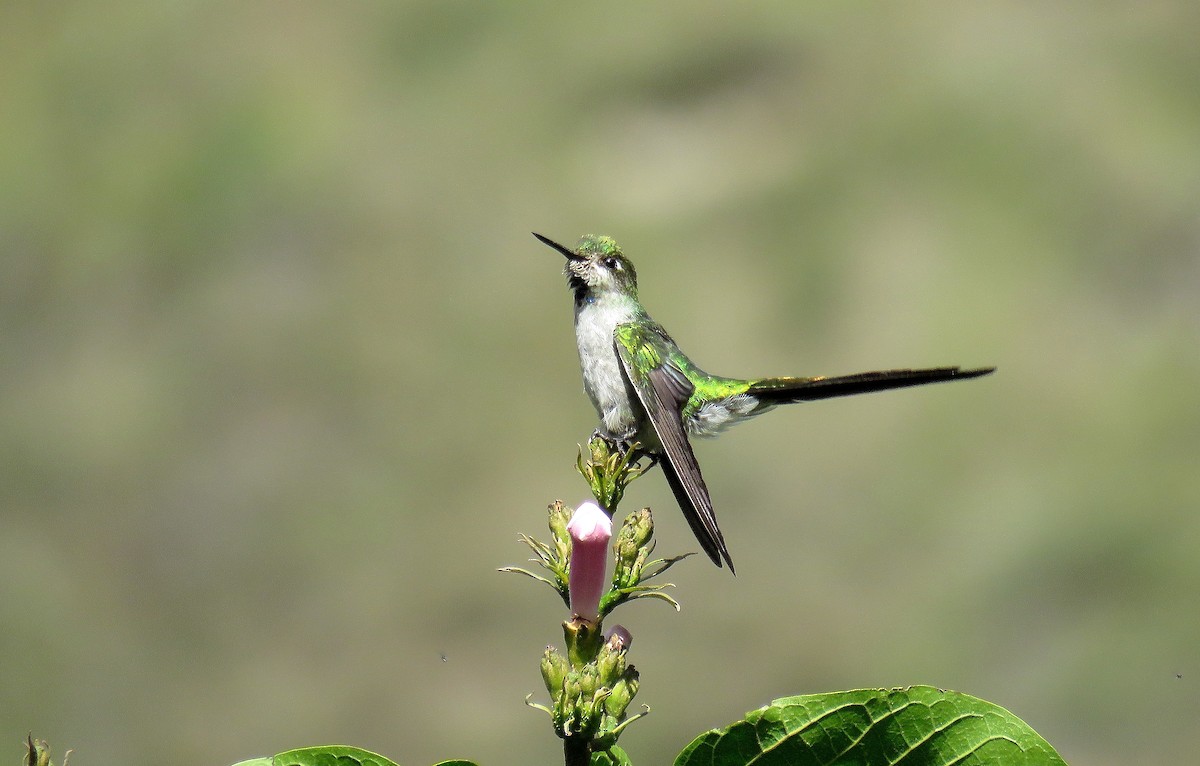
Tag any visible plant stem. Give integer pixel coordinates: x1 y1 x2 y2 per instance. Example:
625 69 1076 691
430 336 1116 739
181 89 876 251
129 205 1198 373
564 738 590 766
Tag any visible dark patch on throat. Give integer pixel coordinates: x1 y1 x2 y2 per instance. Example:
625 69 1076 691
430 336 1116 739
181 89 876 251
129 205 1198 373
568 273 589 300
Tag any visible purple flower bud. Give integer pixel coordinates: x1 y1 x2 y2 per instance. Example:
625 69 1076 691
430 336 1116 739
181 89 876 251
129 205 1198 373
604 624 633 652
567 501 612 621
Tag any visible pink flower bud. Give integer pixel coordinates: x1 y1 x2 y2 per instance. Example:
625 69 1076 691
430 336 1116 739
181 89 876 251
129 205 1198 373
567 501 612 621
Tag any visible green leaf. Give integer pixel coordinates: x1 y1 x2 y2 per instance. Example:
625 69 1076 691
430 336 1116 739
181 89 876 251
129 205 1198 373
592 745 633 766
233 749 478 766
271 745 401 766
676 686 1067 766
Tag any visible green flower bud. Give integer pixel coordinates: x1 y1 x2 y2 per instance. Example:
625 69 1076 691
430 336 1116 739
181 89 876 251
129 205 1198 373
548 501 572 561
611 508 654 587
569 665 609 737
627 507 654 548
541 645 568 699
554 669 584 735
563 614 604 667
25 736 52 766
577 664 599 701
604 666 640 719
595 633 627 684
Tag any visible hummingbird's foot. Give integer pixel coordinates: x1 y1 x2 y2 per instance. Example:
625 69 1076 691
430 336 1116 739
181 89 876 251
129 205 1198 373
590 429 634 456
584 430 657 472
634 452 659 472
612 438 659 471
612 437 637 457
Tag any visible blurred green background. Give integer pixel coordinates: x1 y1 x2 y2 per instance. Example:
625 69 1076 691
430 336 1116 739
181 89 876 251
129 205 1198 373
2 3 1197 765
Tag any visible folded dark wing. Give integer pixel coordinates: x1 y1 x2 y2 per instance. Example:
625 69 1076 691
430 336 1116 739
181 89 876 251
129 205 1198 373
614 324 734 572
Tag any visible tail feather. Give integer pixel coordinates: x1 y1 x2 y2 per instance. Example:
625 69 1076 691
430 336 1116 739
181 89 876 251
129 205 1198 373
750 366 994 403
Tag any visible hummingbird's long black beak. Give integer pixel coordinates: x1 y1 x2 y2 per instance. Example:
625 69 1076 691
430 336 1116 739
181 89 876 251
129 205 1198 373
532 232 581 261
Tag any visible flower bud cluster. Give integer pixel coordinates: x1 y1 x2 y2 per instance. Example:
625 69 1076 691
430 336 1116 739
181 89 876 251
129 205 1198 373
576 436 648 512
611 507 653 590
542 623 641 750
509 499 691 753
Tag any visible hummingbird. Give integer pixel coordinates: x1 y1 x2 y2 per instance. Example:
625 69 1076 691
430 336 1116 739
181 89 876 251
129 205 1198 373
535 232 993 574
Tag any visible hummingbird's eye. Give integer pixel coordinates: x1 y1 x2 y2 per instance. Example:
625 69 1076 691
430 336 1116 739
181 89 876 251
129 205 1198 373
603 257 620 270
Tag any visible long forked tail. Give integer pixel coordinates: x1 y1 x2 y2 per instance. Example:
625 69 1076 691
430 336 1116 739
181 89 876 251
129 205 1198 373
749 366 994 403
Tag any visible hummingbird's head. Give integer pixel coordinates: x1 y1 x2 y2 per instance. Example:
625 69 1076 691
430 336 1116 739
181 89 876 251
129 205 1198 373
533 233 638 301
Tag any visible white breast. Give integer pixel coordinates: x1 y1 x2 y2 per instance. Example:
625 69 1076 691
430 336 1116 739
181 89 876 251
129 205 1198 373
574 296 640 438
